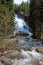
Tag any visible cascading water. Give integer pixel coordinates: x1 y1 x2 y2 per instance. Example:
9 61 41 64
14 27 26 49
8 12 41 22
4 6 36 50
11 13 43 65
12 49 43 65
14 13 32 38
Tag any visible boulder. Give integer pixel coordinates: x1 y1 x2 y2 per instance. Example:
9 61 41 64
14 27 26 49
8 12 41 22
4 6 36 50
0 52 3 56
14 31 29 37
0 62 3 65
4 61 11 65
33 47 43 53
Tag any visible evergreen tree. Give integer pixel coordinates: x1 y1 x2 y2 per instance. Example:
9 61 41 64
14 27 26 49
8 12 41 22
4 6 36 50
0 0 14 38
16 2 30 15
30 0 43 39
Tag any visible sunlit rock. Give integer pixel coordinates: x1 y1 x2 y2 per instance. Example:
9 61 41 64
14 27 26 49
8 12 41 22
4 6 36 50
33 47 43 53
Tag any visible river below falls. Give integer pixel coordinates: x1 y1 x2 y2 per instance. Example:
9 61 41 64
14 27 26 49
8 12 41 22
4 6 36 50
0 38 43 65
0 45 43 65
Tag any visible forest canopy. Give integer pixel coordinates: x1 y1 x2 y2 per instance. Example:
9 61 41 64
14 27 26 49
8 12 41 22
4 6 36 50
14 2 30 15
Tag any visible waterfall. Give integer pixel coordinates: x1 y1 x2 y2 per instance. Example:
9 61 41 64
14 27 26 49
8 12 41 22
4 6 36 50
14 13 32 38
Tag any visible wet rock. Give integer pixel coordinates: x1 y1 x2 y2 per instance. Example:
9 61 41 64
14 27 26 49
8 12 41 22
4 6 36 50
13 46 21 51
14 31 29 37
1 60 11 65
4 39 19 50
6 39 19 45
4 61 11 65
23 47 31 51
13 58 39 65
0 56 11 64
0 62 3 65
39 58 43 65
4 50 20 59
0 52 3 56
33 47 43 53
3 51 8 55
0 45 7 52
1 59 5 64
1 59 11 65
28 58 39 65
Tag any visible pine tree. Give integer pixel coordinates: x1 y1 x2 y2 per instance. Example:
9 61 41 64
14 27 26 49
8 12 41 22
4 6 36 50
29 0 43 39
0 0 14 38
30 0 41 38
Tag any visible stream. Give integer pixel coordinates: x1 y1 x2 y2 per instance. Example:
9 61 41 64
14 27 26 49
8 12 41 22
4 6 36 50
14 13 43 47
0 13 43 65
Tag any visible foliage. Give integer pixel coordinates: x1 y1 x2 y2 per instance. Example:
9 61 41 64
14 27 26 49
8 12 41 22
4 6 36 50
0 0 14 38
13 2 30 15
0 39 5 45
13 4 18 11
18 2 30 15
